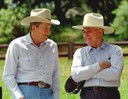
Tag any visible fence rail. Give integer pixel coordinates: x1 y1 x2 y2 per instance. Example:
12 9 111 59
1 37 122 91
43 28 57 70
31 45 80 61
0 42 128 60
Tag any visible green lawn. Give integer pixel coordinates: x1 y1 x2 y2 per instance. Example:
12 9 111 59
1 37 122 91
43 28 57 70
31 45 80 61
0 57 128 99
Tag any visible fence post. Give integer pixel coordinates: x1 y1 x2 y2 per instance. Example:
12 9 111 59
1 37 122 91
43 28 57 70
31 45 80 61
68 42 74 59
0 87 2 99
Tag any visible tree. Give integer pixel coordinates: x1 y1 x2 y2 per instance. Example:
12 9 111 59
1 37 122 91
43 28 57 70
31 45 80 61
112 1 128 40
0 0 123 43
84 0 120 26
0 0 55 42
0 2 31 42
0 0 85 42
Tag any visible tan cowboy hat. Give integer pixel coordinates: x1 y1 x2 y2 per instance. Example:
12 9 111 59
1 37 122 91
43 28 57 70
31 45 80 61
20 8 60 25
72 13 114 34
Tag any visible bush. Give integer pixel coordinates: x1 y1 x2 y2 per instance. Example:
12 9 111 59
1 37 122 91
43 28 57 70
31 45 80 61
112 1 128 40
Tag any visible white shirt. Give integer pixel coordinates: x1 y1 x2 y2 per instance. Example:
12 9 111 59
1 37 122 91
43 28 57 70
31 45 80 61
2 33 60 99
71 41 124 87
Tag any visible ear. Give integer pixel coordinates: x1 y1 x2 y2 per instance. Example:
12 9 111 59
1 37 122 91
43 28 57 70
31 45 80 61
32 25 37 31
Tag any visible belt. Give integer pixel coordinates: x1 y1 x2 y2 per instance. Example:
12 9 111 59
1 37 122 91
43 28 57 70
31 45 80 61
83 87 118 92
18 81 50 88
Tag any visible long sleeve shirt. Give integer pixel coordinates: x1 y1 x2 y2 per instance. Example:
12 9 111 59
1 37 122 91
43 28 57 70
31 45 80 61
71 41 124 87
2 33 60 99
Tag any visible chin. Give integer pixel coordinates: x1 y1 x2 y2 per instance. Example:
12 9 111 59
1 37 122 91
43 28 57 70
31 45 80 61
44 38 48 41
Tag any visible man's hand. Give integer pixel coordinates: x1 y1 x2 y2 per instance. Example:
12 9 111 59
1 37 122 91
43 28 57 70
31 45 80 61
99 61 111 69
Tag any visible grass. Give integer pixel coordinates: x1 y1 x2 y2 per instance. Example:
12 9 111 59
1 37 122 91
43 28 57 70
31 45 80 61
0 57 128 99
0 60 11 99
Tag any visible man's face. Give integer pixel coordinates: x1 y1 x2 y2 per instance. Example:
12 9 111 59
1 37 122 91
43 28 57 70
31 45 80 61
33 22 51 41
83 27 104 48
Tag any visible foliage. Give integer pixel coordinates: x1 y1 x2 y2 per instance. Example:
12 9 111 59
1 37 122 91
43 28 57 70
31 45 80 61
0 0 89 43
85 0 120 25
50 24 83 42
0 0 58 43
111 1 128 40
0 0 124 43
0 2 30 43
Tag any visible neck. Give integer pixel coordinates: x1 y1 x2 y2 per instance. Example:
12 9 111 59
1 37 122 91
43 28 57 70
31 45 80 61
30 32 44 47
92 40 103 48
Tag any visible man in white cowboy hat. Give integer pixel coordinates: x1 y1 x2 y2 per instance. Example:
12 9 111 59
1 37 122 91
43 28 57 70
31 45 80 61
71 13 124 99
3 8 60 99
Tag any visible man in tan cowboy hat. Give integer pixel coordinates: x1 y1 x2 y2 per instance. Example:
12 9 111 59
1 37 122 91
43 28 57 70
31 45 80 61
3 8 60 99
70 13 124 99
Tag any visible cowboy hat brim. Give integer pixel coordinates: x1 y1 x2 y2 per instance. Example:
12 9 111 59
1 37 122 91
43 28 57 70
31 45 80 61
20 16 60 26
64 76 85 94
72 25 114 34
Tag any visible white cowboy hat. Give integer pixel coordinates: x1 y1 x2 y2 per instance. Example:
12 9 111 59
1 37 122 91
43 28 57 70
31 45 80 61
20 8 60 25
72 13 114 34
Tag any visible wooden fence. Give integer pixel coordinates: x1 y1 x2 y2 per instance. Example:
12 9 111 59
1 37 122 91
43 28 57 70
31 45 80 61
58 42 128 59
0 42 128 60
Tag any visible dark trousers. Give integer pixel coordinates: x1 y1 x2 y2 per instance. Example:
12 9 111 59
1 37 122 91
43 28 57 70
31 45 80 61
80 87 120 99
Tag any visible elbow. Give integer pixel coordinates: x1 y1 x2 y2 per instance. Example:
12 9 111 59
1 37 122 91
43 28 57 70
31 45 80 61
71 71 83 82
2 74 6 82
2 73 9 83
71 67 82 82
71 74 79 82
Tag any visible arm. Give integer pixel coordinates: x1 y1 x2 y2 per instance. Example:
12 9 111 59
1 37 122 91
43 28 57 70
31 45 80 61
71 48 111 82
71 48 101 82
52 60 60 99
93 46 124 81
2 41 24 99
52 46 60 99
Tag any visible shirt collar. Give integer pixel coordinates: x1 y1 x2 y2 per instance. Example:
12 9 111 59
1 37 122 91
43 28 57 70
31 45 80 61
24 33 33 45
25 32 47 46
88 41 106 52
